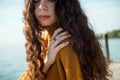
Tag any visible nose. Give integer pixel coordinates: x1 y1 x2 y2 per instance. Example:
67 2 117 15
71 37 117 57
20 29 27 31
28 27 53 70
38 0 48 11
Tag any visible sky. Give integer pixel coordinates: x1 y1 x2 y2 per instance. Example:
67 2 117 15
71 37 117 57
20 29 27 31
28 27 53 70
0 0 120 45
80 0 120 34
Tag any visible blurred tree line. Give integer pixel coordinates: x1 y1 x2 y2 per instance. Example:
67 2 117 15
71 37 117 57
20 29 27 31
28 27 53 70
97 29 120 39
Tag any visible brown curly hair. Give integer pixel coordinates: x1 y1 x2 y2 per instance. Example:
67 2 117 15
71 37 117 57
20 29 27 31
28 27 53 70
23 0 110 79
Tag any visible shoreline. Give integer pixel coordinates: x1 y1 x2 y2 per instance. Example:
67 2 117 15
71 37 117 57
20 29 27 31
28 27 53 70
108 61 120 80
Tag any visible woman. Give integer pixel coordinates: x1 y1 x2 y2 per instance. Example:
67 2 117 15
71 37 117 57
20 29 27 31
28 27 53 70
19 0 110 80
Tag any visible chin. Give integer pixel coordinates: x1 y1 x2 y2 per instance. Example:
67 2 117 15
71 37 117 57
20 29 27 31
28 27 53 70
41 24 51 27
40 22 50 26
41 22 56 27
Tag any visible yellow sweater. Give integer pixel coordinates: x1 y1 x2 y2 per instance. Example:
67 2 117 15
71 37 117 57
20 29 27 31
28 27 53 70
19 44 83 80
19 24 83 80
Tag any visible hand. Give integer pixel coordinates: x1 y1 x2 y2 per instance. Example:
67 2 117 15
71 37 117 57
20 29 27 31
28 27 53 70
46 28 71 65
43 28 71 73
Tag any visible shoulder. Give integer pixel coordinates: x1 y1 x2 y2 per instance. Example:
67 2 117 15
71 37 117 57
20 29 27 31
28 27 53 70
57 40 83 80
58 38 79 62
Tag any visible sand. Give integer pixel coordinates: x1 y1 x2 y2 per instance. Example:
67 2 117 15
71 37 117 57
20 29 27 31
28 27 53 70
108 62 120 80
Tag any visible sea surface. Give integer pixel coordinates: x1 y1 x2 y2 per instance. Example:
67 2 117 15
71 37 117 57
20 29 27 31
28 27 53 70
99 38 120 61
0 38 120 80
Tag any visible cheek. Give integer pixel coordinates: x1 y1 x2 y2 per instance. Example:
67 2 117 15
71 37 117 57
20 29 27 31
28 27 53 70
49 4 55 14
50 8 57 19
53 15 57 22
34 9 40 22
34 9 37 18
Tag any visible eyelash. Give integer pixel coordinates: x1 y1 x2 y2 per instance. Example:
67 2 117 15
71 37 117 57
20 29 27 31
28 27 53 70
33 0 40 3
33 0 56 3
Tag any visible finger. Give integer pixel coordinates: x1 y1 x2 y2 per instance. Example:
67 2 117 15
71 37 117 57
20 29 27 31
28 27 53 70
55 42 69 53
54 35 71 47
52 28 63 39
55 31 69 40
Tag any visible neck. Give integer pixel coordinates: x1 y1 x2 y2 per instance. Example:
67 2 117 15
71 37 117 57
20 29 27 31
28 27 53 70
43 22 60 37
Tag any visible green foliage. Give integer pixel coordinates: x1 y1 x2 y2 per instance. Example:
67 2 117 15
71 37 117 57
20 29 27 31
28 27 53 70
97 33 104 39
97 29 120 39
117 32 120 38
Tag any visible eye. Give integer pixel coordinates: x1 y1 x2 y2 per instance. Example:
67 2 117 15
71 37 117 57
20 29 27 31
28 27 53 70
48 0 56 2
33 0 56 3
33 0 40 3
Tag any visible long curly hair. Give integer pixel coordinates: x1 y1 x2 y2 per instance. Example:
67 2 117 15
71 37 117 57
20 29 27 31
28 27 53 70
23 0 110 79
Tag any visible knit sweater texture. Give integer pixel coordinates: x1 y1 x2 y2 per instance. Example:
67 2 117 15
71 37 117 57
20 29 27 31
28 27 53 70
19 23 83 80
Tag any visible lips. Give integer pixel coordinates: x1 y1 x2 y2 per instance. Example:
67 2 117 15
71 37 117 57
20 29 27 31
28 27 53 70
39 15 50 20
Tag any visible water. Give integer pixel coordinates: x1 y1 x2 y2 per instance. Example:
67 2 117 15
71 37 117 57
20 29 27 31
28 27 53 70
0 39 120 80
0 44 27 80
99 38 120 61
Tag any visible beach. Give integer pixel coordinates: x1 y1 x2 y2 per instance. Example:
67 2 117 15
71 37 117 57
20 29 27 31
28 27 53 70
108 62 120 80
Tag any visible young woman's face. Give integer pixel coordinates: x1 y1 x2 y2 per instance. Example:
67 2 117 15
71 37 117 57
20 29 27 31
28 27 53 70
34 0 57 26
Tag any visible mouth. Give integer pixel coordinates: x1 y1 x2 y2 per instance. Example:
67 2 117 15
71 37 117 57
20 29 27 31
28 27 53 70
39 15 50 20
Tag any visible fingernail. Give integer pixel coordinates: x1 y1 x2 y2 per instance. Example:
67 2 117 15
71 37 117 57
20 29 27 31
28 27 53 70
59 28 63 30
66 42 69 44
69 35 71 36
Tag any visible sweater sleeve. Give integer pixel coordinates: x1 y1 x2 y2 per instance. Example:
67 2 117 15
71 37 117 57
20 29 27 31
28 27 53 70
18 68 32 80
59 44 83 80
